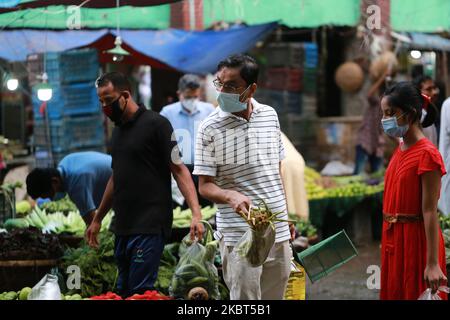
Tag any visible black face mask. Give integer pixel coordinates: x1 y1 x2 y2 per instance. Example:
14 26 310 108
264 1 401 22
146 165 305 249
103 95 128 126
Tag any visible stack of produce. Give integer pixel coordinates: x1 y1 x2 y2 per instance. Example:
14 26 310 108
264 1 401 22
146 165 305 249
294 217 318 239
125 291 171 300
305 166 384 200
0 287 32 300
41 196 78 213
3 206 113 237
154 243 179 296
439 215 450 266
0 227 64 260
89 292 122 300
15 201 32 216
62 231 117 297
172 206 217 228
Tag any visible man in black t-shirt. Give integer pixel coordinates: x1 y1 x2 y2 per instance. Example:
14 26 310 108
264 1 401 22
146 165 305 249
86 72 204 298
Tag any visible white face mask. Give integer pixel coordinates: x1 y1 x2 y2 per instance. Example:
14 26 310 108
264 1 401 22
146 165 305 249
181 98 199 113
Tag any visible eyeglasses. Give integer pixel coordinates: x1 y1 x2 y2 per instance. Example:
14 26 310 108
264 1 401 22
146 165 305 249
212 79 246 93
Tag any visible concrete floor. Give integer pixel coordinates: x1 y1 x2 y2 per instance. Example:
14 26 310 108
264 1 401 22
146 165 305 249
306 241 381 300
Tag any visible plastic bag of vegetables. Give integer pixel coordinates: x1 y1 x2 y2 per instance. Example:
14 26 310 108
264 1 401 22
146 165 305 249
232 199 293 267
170 222 219 300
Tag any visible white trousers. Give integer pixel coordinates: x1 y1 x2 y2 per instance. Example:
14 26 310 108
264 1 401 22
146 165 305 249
219 239 292 300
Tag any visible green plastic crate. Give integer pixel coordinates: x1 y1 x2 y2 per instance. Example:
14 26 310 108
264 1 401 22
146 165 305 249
296 230 358 283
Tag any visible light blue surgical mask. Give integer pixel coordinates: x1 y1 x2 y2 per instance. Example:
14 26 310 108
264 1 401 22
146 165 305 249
52 192 66 202
381 112 409 138
216 86 251 113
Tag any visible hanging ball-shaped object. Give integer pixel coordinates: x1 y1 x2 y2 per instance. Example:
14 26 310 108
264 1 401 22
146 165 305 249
370 51 398 81
335 62 365 93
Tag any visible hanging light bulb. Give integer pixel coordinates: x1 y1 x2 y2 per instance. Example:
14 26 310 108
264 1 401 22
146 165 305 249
37 72 53 102
6 78 18 91
104 1 130 63
105 36 130 63
410 50 422 59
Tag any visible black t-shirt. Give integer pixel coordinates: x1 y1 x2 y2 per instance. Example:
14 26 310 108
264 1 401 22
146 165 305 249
110 105 180 239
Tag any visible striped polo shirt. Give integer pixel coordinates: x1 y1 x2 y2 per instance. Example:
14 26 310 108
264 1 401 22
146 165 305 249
193 98 291 246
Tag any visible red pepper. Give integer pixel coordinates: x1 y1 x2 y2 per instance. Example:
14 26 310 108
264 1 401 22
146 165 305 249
90 292 123 300
125 291 172 300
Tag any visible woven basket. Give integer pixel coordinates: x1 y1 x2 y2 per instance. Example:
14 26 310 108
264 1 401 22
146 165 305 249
335 62 365 93
370 51 398 80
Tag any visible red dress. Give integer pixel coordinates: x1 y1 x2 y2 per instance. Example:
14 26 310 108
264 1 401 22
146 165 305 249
381 138 448 300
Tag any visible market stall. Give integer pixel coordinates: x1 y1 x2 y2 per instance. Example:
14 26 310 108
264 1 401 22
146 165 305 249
305 166 385 241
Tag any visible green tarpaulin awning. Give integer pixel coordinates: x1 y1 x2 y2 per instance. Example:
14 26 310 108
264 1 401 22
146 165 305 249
203 0 361 29
0 4 171 29
391 0 450 32
0 0 180 12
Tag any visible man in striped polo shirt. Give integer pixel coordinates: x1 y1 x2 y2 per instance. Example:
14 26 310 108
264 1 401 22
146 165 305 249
193 54 295 300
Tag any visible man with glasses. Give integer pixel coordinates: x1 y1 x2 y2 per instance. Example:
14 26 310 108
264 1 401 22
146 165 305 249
193 54 295 300
160 74 215 208
86 72 204 298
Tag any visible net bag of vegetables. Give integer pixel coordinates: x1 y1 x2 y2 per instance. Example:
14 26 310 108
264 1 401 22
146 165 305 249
169 222 220 300
231 199 292 267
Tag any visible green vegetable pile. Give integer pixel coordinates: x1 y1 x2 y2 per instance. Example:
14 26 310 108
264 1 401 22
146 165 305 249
440 215 450 266
305 166 385 200
15 201 32 216
172 206 216 228
4 207 113 237
154 243 179 295
61 231 118 298
289 215 317 238
41 195 78 214
0 287 31 300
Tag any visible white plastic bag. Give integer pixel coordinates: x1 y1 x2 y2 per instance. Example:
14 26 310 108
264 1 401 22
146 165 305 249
418 286 450 300
231 223 276 267
320 160 354 176
28 274 62 300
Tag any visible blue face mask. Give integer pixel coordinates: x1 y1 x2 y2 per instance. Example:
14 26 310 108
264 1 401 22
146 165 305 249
216 86 251 113
52 192 66 202
381 112 409 138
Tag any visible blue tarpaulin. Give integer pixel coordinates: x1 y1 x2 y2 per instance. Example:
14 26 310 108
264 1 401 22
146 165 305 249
392 31 450 52
0 22 277 74
408 32 450 51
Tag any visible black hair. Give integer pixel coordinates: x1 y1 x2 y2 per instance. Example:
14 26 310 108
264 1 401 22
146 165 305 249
383 81 437 128
26 168 60 199
95 72 132 93
413 75 433 90
217 54 259 86
178 74 201 92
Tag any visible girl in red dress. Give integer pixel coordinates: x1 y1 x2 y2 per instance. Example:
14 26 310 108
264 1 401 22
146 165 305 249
380 82 448 300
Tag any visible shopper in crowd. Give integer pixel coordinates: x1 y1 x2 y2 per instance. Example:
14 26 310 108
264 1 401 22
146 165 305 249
194 54 295 300
353 69 388 175
380 82 447 300
160 74 215 208
414 75 439 146
26 151 112 226
438 97 450 216
86 72 204 298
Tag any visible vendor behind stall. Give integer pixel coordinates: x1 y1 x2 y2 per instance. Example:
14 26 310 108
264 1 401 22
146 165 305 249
25 151 112 226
